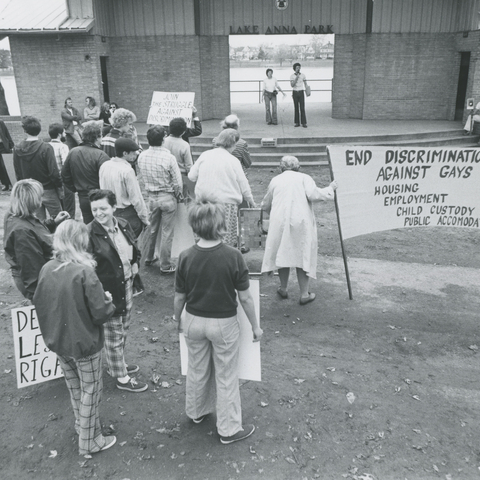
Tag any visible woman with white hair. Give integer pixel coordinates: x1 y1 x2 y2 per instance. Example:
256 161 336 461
188 128 255 247
261 156 338 305
218 114 252 176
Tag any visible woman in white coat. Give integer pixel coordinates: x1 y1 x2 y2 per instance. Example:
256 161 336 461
261 156 337 305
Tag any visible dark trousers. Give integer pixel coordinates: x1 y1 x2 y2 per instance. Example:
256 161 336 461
292 90 307 126
78 192 94 224
115 205 145 293
62 187 76 219
115 205 144 238
0 153 11 187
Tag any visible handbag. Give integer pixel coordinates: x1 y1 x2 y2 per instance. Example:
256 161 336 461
305 85 311 97
258 209 269 234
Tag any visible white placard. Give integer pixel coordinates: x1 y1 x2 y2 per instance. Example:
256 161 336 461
328 145 480 240
147 91 195 127
179 280 261 382
11 306 62 388
170 203 196 258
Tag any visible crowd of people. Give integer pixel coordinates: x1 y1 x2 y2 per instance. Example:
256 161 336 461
2 97 337 455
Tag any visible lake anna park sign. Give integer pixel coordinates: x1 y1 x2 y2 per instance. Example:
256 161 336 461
230 25 334 35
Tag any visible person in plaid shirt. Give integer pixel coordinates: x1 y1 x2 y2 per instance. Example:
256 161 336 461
137 125 183 274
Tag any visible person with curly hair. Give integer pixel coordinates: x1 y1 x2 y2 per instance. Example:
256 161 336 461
101 108 137 159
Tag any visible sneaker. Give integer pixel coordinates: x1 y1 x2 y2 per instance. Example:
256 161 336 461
160 265 176 274
126 364 140 374
220 424 255 445
144 257 158 266
132 288 144 297
98 435 116 452
116 377 148 392
192 414 208 424
240 246 250 254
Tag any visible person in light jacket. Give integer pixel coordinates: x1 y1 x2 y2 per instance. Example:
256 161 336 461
261 156 337 305
33 220 116 455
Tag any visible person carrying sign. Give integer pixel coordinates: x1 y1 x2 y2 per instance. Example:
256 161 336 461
33 220 116 455
174 200 263 444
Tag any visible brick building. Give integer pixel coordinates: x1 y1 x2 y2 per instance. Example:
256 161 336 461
0 0 479 128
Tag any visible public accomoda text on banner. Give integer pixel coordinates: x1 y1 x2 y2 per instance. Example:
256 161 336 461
328 146 480 240
11 306 62 388
147 92 195 127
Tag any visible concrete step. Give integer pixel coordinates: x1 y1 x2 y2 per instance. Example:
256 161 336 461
187 129 466 145
187 134 479 155
139 130 479 167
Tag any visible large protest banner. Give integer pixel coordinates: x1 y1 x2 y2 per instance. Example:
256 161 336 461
328 146 480 240
147 91 195 127
11 306 62 388
179 280 261 382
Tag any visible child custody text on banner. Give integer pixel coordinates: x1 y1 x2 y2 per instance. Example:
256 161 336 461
11 306 62 388
147 92 195 127
328 146 480 240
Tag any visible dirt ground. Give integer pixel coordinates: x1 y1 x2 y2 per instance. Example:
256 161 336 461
1 166 480 480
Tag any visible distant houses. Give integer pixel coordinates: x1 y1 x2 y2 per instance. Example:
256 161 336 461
229 42 334 61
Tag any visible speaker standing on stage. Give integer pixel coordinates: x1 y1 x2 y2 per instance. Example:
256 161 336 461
290 63 309 128
262 68 285 126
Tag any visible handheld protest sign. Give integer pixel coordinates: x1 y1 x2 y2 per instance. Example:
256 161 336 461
11 306 62 388
147 91 195 127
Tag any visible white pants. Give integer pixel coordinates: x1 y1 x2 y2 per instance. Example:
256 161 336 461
464 114 480 132
183 311 242 437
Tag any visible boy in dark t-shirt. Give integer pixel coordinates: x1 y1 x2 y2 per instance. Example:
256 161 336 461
174 200 263 445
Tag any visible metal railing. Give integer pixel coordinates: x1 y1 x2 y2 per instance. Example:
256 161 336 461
230 79 333 103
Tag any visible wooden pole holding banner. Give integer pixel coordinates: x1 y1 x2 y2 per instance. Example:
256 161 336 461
326 148 353 300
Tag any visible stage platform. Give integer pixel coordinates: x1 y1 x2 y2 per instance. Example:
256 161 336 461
135 102 467 140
